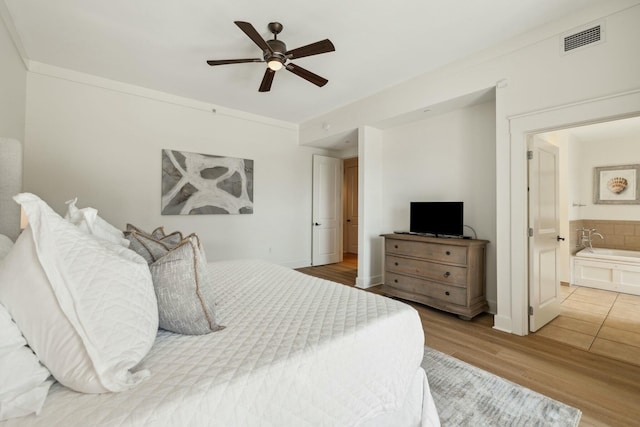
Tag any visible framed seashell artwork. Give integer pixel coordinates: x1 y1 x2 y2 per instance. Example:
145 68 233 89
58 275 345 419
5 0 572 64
594 164 640 204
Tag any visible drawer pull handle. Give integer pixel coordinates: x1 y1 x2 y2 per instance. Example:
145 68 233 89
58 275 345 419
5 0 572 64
395 262 399 266
394 279 398 283
445 291 450 296
444 272 451 278
394 245 398 249
446 251 451 255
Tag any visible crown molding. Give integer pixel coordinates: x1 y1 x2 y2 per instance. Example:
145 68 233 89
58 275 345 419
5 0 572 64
0 0 30 69
28 61 298 131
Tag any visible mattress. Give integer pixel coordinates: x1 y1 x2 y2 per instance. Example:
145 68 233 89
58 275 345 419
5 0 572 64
5 259 437 426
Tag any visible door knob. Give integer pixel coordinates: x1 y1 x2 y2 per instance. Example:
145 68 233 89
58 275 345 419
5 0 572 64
346 219 351 222
314 222 321 226
557 236 565 241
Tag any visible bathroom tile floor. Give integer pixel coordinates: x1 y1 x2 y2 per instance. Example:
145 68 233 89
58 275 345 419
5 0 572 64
535 285 640 366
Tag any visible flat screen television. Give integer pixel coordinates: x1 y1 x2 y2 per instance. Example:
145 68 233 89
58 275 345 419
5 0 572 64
410 202 464 237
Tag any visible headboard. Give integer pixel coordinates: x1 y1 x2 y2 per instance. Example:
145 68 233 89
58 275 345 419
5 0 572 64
0 137 22 241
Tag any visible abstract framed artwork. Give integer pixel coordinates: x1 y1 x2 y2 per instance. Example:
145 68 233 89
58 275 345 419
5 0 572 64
161 149 254 214
593 164 640 205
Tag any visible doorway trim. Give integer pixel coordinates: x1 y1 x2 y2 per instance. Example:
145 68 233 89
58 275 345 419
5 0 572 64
496 88 640 336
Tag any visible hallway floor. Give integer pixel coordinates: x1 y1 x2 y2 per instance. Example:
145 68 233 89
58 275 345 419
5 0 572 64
536 285 640 366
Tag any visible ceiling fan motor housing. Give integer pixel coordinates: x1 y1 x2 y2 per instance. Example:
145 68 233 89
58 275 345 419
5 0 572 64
265 39 287 64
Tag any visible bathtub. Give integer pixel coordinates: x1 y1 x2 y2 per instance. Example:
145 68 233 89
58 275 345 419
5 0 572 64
573 248 640 295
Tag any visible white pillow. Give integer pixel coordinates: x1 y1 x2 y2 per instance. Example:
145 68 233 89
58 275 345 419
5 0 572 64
65 197 130 247
0 302 52 421
0 193 158 393
0 234 13 260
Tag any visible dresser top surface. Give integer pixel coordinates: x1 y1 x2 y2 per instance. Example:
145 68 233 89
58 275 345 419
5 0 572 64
381 233 489 246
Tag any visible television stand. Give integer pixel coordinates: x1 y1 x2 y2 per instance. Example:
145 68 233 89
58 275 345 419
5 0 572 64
381 233 488 319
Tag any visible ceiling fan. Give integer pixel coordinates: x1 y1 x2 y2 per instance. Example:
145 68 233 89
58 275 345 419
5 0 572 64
207 21 335 92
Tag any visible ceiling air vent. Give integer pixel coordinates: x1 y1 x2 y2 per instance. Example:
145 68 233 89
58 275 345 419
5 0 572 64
561 21 605 54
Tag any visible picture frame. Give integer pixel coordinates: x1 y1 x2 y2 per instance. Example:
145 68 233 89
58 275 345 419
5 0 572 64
593 164 640 204
161 149 254 215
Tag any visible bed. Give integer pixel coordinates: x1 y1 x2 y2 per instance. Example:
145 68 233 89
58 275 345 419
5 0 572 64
0 138 440 426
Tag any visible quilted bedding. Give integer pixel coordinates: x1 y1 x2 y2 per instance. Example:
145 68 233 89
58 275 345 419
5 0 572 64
5 259 437 426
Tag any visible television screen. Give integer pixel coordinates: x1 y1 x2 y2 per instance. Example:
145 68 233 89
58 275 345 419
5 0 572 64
410 202 463 237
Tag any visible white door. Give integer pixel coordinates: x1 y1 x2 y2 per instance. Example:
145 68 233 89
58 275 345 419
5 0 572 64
528 137 562 332
312 155 342 266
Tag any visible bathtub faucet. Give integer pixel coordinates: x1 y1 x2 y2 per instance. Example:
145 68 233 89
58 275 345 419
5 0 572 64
578 228 604 252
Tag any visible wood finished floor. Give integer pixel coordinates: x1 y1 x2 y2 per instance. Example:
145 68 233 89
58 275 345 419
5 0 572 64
296 256 640 427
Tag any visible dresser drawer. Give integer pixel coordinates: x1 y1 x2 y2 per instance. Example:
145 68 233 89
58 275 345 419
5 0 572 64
385 239 467 265
385 272 467 306
386 255 467 286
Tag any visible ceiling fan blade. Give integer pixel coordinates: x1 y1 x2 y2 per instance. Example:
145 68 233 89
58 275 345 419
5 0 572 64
207 58 263 66
285 63 328 87
286 39 335 59
259 68 276 92
234 21 273 54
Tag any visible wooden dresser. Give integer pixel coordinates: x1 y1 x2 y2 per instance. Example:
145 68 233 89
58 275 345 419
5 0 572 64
381 233 488 319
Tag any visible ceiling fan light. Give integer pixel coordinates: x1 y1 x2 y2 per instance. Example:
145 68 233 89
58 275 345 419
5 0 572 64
267 58 283 71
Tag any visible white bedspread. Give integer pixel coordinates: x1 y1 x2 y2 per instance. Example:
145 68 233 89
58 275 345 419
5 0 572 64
5 259 436 426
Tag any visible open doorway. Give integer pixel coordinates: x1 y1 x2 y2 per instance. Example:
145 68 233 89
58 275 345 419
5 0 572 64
499 89 640 337
343 157 358 258
528 116 640 367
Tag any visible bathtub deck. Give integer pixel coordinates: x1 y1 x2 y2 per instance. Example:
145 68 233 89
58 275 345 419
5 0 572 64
574 250 640 296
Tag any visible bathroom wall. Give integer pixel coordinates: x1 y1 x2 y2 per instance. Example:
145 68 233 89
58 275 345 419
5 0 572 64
571 219 640 253
567 117 640 253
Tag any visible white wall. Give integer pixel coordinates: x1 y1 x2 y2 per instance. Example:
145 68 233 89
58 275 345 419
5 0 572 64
572 132 640 220
0 14 26 141
300 1 640 334
381 102 497 308
356 126 384 288
23 70 327 267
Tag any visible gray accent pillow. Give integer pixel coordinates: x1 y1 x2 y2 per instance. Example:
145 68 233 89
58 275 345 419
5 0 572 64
124 228 183 264
125 224 167 239
149 235 224 335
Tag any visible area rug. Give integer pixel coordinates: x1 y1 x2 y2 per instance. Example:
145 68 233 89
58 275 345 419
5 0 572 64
421 347 582 427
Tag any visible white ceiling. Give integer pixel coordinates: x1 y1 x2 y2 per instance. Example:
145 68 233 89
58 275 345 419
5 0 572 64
3 0 605 123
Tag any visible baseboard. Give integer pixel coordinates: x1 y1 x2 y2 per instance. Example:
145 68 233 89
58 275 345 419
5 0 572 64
493 314 513 334
355 275 383 289
281 259 312 269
